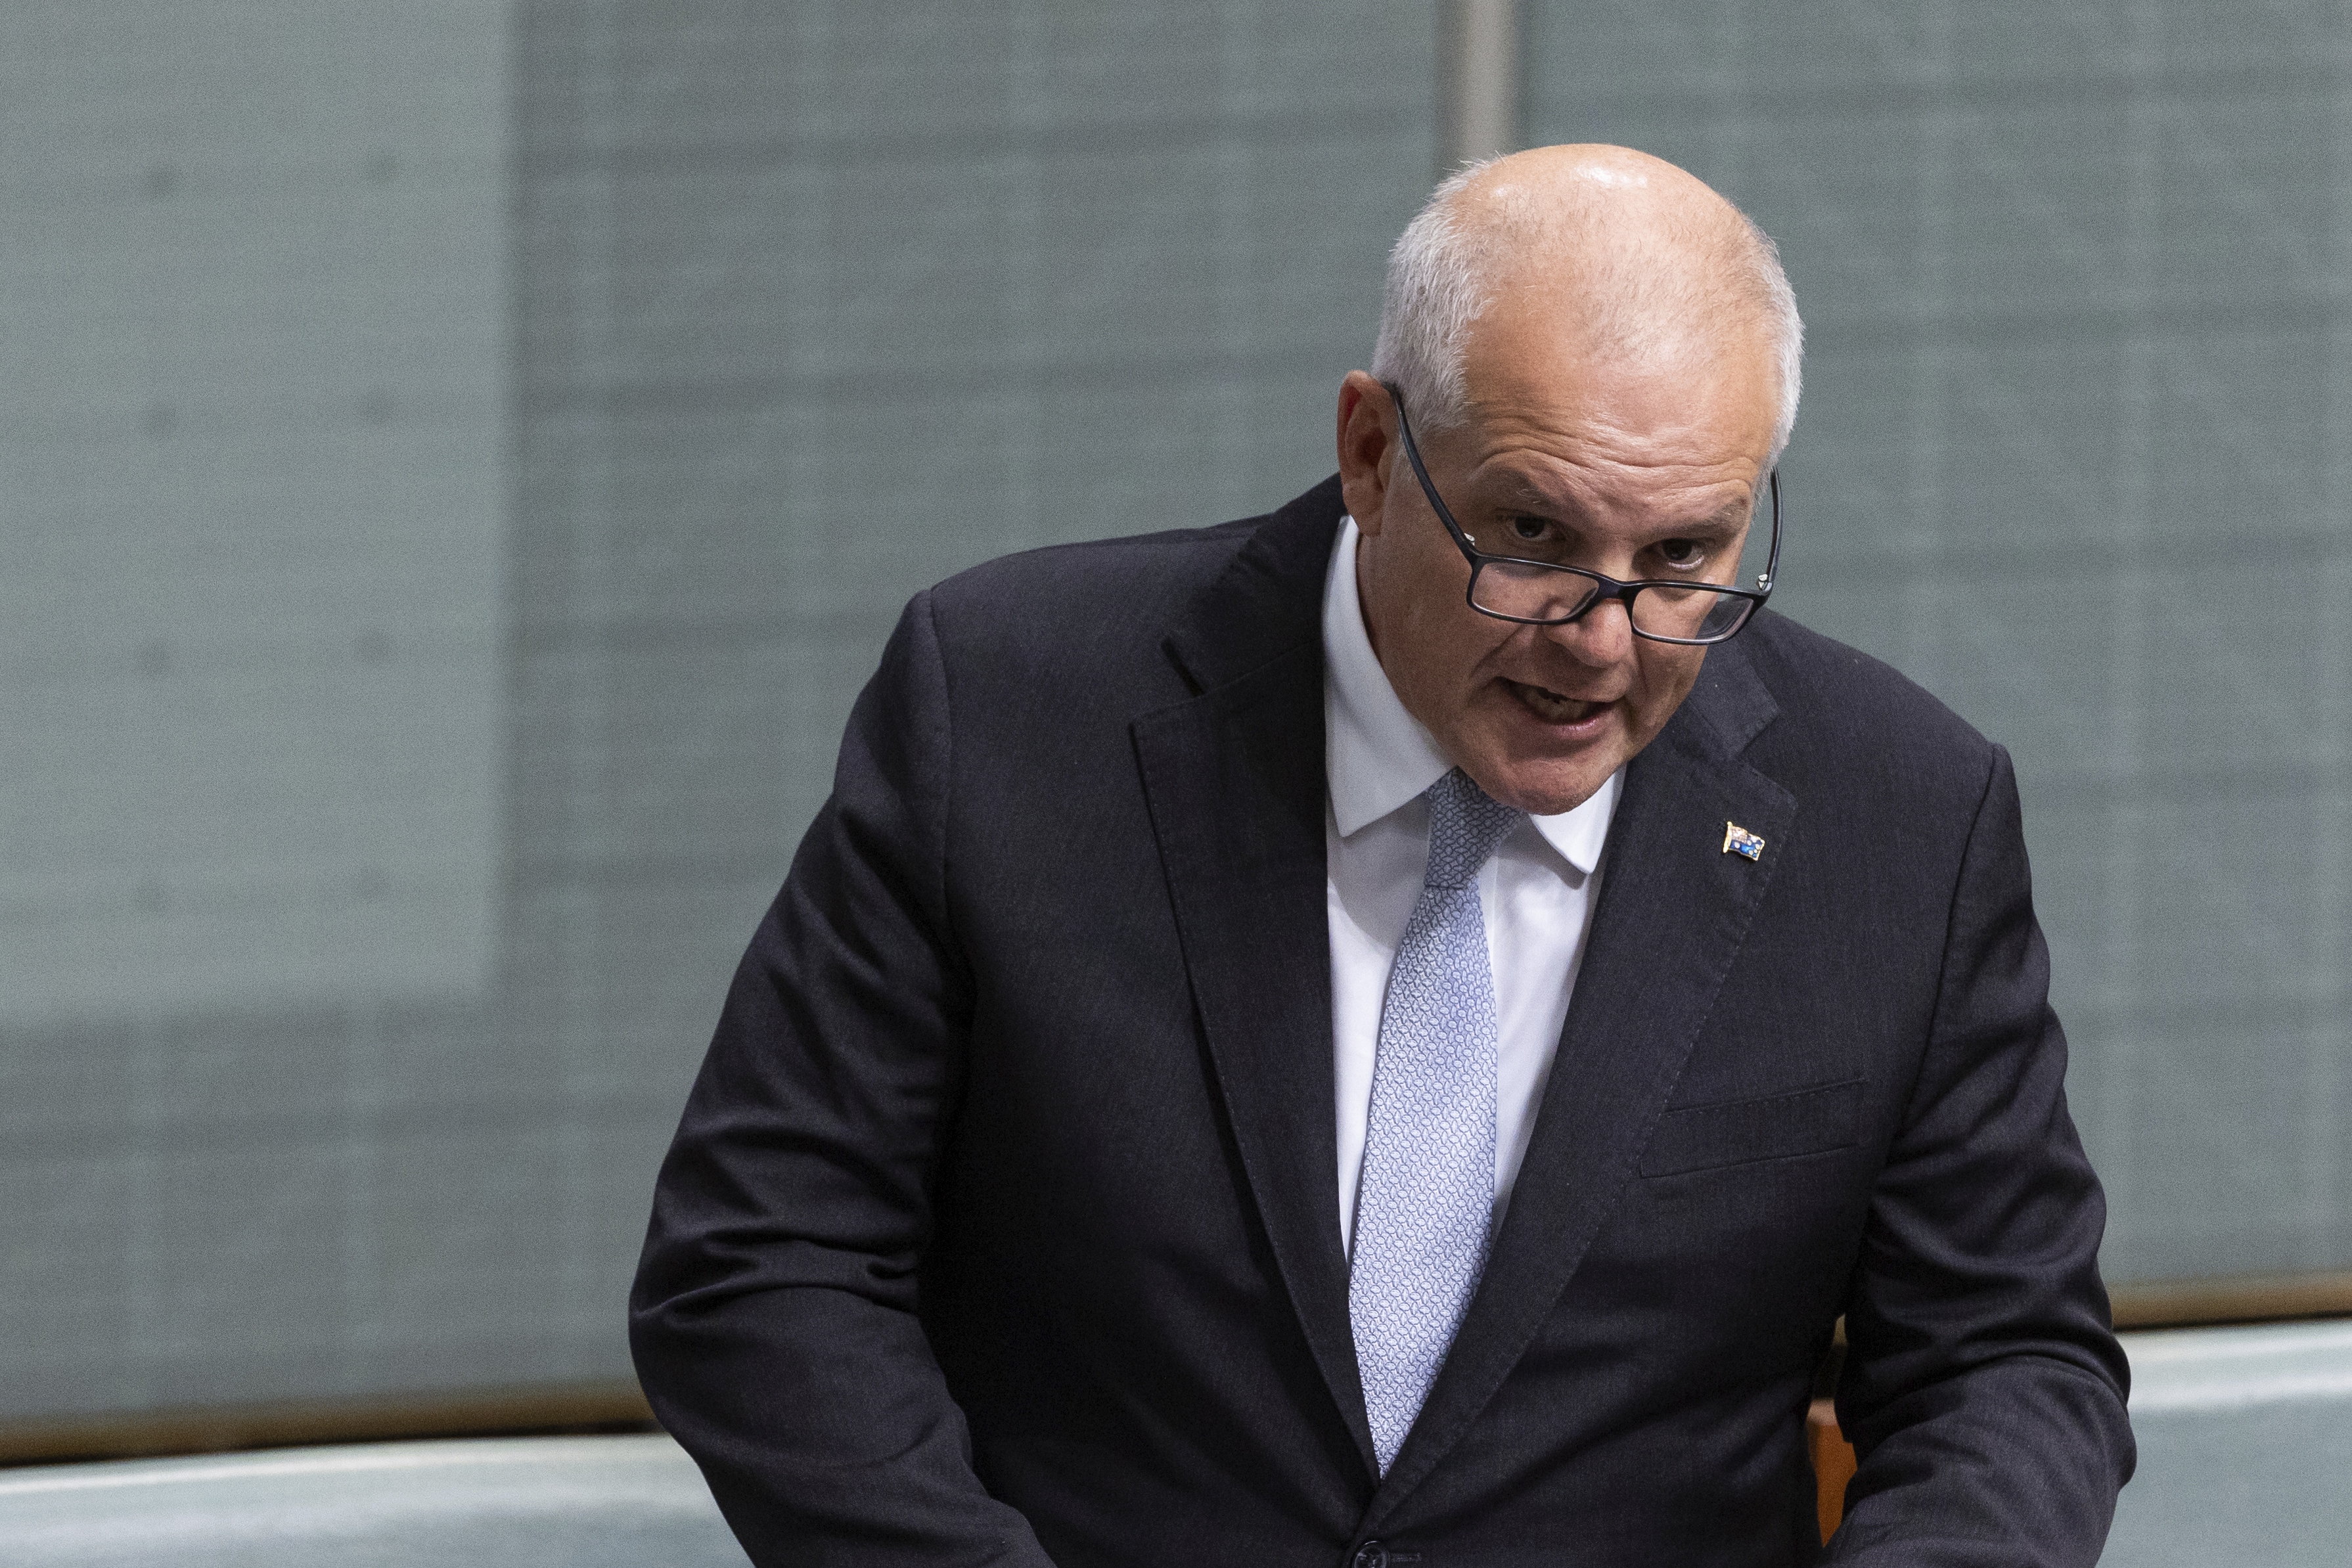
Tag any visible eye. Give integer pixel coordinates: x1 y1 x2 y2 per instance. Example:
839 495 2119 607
1657 539 1704 569
1509 516 1547 543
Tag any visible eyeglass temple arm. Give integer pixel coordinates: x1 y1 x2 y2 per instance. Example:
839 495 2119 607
1384 383 1476 551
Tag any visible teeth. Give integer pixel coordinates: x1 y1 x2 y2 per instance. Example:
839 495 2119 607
1513 681 1594 721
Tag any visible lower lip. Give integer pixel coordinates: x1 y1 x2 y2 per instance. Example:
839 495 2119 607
1501 680 1614 739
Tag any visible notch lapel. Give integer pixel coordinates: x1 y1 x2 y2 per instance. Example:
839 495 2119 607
1132 480 1378 1472
1365 640 1798 1519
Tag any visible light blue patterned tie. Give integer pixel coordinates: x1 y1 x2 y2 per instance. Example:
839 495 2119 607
1349 767 1523 1475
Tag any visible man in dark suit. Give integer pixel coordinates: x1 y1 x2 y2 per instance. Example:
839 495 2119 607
631 145 2133 1566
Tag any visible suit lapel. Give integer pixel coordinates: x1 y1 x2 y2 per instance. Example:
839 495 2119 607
1365 637 1798 1519
1132 479 1378 1471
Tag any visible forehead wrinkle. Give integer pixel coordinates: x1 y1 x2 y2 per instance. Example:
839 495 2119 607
1474 468 1575 510
1466 459 1755 539
1470 448 1753 512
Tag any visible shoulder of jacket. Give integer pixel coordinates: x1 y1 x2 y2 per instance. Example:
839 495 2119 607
929 517 1257 614
911 512 1275 690
1738 610 2001 784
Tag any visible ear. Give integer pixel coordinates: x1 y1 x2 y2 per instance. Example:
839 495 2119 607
1336 370 1398 537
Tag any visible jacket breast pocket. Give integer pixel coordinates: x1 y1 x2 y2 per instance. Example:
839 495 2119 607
1638 1079 1865 1178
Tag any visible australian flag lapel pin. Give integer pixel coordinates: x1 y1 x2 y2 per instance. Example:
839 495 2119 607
1721 821 1765 861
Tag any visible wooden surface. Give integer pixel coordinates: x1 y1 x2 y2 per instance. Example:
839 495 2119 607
0 1381 654 1466
7 1272 2345 1496
2110 1269 2352 1329
1805 1273 2352 1545
1807 1397 1856 1542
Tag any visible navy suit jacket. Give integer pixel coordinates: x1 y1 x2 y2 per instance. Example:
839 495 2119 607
630 476 2133 1567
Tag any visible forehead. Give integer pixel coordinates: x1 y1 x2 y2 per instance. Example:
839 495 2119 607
1472 463 1753 530
1459 280 1780 480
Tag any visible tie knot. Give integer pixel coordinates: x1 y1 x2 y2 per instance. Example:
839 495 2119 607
1422 768 1522 890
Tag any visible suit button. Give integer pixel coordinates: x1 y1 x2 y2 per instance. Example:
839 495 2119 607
1351 1543 1387 1568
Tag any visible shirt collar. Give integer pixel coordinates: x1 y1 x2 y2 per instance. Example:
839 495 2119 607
1322 514 1619 874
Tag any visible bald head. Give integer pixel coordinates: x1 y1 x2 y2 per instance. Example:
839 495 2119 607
1371 145 1801 458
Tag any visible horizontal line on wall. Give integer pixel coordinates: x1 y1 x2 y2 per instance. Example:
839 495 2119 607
510 103 1428 179
507 298 2352 424
2058 982 2349 1041
11 1071 689 1134
0 1089 697 1167
503 849 794 895
1806 292 2352 353
1780 527 2348 579
2112 1269 2352 1330
1531 55 2352 125
506 606 894 655
1 643 499 688
513 349 1346 420
510 58 2344 185
0 1379 654 1468
2016 755 2351 811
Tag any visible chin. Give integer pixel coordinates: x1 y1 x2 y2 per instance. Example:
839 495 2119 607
1453 702 1627 816
1469 753 1616 817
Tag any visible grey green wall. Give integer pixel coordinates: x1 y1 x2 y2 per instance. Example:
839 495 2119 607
2 3 531 1419
1521 0 2352 1282
2 1 2344 1426
1 1 1436 1423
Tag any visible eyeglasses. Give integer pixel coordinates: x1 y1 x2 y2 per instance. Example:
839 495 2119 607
1384 382 1781 646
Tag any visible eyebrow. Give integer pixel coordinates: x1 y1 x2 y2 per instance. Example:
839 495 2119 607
1479 474 1752 535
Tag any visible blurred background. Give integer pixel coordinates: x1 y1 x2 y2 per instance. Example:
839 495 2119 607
4 0 2347 1458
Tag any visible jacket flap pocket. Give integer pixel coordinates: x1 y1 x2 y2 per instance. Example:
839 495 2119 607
1639 1079 1864 1178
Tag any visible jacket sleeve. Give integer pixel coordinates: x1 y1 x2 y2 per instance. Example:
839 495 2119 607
628 591 1057 1568
1824 744 2136 1566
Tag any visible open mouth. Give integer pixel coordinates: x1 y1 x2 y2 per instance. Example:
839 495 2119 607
1503 679 1606 725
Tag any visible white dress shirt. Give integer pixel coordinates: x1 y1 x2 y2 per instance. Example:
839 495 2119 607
1324 516 1622 1255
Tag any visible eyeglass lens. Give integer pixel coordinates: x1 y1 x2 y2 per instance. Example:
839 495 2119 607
1471 564 1758 641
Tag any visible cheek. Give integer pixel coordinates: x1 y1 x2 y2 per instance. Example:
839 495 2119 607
1393 591 1490 696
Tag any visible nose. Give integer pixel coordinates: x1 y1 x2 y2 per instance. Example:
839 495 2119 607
1544 594 1637 667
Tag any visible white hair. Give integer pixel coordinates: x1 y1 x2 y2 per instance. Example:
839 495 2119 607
1370 156 1806 464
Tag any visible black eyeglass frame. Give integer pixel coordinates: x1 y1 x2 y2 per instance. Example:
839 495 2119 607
1383 381 1782 647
